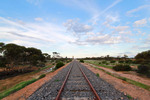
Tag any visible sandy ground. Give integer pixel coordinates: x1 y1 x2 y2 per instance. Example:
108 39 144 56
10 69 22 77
0 64 52 92
89 63 150 86
2 63 69 100
82 63 150 100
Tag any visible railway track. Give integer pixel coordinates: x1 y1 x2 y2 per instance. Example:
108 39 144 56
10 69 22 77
28 61 129 100
55 61 101 100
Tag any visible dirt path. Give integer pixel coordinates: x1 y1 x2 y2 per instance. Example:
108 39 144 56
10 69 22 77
82 63 150 100
2 63 69 100
89 63 150 86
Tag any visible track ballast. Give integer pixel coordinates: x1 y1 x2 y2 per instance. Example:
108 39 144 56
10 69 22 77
28 61 129 100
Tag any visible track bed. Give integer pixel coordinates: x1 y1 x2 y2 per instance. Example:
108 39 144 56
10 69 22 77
28 61 129 100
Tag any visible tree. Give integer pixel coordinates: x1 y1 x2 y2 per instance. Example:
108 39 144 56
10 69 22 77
135 50 150 64
43 53 51 60
3 43 26 67
0 42 5 55
26 47 45 65
123 54 128 60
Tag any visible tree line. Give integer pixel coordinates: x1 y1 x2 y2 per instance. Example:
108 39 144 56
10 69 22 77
0 42 48 70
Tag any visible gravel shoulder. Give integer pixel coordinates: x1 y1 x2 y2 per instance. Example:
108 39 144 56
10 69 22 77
82 63 150 100
2 63 70 100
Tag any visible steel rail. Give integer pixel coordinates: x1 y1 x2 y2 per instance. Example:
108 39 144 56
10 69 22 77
78 63 101 100
55 63 73 100
55 61 101 100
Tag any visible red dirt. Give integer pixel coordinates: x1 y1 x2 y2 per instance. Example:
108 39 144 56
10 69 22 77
2 63 69 100
0 64 52 92
91 64 150 86
82 63 150 100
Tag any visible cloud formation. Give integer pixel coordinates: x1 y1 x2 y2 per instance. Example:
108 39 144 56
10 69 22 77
133 19 147 27
34 17 43 21
127 5 150 16
64 19 93 34
0 17 74 48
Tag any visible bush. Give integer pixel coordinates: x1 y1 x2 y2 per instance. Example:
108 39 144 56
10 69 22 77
125 60 132 64
80 59 84 63
119 60 124 63
55 62 64 70
96 73 99 77
137 65 149 73
37 62 45 67
113 64 131 71
102 61 107 64
38 74 46 79
110 60 116 63
0 57 7 68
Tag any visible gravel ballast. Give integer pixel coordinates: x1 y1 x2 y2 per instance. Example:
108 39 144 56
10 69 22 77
28 61 129 100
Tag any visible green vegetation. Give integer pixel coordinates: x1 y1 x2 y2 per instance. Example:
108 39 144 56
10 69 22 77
110 60 116 63
119 60 124 63
55 79 60 82
127 94 132 99
113 64 131 71
85 60 113 69
55 62 64 70
90 64 150 91
0 78 38 99
96 73 99 77
80 59 84 63
135 50 150 77
31 65 52 74
38 74 46 79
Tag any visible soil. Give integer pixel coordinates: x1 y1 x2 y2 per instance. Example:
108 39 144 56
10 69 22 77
82 63 150 100
2 63 69 100
91 63 150 86
0 64 51 92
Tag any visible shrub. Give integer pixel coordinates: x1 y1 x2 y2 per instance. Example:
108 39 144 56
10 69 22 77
113 64 131 71
38 74 46 79
55 62 64 70
137 65 149 73
96 73 99 77
102 61 107 64
0 57 7 68
37 62 45 67
80 59 84 63
119 60 124 63
110 60 116 63
125 60 132 64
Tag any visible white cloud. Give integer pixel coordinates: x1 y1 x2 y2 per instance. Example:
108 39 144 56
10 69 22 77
103 14 120 28
114 26 129 31
112 25 132 35
127 5 150 16
64 19 93 34
91 0 122 24
0 17 75 47
34 17 43 21
86 34 122 44
133 19 147 27
59 0 122 25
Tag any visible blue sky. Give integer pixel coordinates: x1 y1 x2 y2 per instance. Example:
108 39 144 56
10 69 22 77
0 0 150 58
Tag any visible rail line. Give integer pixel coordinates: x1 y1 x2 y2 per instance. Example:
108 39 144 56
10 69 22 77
55 61 101 100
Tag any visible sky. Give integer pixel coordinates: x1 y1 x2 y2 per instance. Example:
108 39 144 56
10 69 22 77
0 0 150 58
